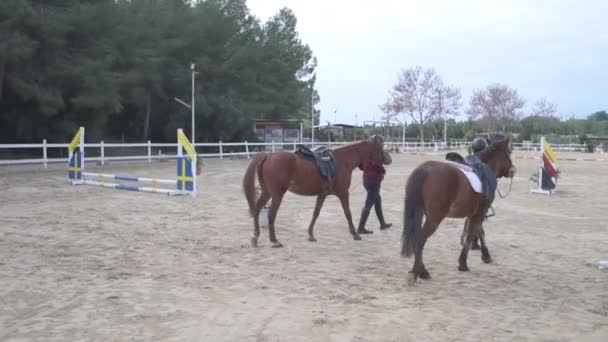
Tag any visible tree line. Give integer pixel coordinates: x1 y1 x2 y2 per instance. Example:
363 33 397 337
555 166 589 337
0 0 318 143
381 66 608 143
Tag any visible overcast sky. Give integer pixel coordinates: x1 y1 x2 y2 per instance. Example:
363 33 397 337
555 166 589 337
246 0 608 125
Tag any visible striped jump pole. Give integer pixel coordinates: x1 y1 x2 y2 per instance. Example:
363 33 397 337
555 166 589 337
530 136 558 195
67 127 197 197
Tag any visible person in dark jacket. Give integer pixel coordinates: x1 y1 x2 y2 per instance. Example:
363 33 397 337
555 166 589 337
356 152 392 234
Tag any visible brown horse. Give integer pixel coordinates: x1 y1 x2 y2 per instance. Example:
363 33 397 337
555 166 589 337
243 136 386 247
401 133 515 284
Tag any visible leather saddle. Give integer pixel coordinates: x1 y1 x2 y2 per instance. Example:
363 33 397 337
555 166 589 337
445 152 497 199
295 145 337 181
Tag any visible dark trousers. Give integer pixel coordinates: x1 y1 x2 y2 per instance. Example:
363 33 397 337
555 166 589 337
363 179 382 210
358 179 386 229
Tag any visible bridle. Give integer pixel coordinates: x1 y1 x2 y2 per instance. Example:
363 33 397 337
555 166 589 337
496 143 515 199
481 139 515 199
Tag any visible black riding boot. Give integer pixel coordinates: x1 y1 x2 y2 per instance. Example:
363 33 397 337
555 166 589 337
374 196 392 230
357 207 373 234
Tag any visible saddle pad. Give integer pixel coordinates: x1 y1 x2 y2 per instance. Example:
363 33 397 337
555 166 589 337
458 168 483 193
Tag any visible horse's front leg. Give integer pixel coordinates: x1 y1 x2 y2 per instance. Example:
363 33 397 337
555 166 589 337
478 225 493 264
336 190 361 241
459 216 482 271
307 194 326 242
461 218 481 250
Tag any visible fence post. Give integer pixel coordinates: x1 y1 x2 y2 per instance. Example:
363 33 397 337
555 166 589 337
42 139 48 168
245 140 250 159
100 141 105 166
293 141 297 152
219 141 223 159
147 140 152 163
272 140 275 152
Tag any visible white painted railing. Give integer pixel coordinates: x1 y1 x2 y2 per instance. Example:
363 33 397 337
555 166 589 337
0 139 591 168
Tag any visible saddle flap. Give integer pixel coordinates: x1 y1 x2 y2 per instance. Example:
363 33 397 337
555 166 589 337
294 144 336 181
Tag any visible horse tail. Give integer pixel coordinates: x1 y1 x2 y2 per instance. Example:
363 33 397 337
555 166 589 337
401 167 428 257
243 153 266 217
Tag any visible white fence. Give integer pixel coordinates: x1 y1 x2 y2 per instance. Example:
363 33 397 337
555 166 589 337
0 139 590 169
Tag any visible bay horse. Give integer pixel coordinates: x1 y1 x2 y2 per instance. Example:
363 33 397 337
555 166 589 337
243 135 386 248
401 133 515 284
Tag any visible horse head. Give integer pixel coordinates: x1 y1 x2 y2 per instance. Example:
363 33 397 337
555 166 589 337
366 135 386 162
479 133 516 178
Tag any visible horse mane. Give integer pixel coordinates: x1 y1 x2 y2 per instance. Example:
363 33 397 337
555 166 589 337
332 137 382 168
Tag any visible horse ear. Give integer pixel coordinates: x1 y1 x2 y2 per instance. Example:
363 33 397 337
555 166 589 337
373 135 384 145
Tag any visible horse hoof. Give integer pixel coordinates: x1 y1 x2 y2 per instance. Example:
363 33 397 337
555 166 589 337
271 241 284 248
418 270 431 280
250 237 258 248
308 236 317 242
458 265 470 272
482 256 493 264
353 233 362 241
407 272 417 286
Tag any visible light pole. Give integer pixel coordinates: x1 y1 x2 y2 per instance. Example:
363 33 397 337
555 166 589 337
391 117 407 150
174 63 198 145
191 63 196 145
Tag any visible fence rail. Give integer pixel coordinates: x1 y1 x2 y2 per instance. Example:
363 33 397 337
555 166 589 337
0 139 591 168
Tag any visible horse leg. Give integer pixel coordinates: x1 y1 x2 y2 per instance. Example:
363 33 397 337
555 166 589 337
412 220 440 280
307 194 326 242
460 218 468 247
471 223 482 250
251 191 271 248
458 217 483 271
336 191 361 241
267 190 286 248
461 218 480 250
478 225 493 264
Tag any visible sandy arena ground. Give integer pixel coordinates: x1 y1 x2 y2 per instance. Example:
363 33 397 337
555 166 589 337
1 151 607 341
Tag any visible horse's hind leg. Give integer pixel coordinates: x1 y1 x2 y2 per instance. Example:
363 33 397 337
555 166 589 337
307 194 326 242
413 220 441 280
251 191 271 247
267 190 286 248
478 226 493 264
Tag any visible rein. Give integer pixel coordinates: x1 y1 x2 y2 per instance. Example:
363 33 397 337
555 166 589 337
497 176 513 199
497 145 515 199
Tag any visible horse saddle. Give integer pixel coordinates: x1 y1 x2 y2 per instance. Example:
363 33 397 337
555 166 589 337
295 145 337 181
445 152 497 199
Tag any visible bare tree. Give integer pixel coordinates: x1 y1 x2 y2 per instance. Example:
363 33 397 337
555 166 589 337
531 97 557 117
432 85 461 119
467 83 525 132
381 66 460 143
432 85 461 141
530 97 557 134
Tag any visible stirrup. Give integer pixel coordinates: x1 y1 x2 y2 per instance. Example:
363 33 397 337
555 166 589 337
484 206 495 219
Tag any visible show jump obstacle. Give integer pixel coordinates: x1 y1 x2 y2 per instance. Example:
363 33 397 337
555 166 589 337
68 127 197 197
531 136 558 195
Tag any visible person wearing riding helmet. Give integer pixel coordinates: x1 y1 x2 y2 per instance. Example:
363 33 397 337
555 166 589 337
465 136 497 208
356 151 392 234
472 137 488 154
461 136 497 249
